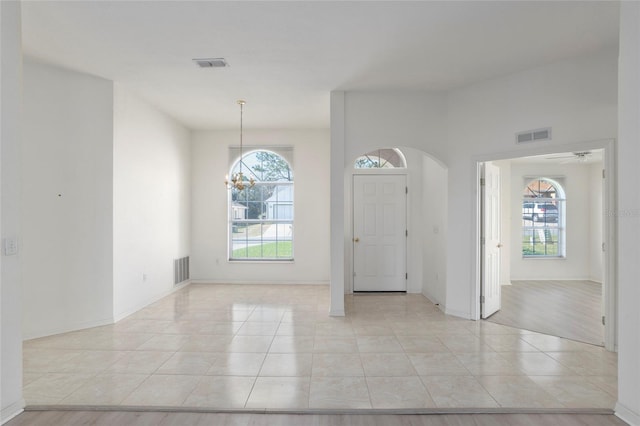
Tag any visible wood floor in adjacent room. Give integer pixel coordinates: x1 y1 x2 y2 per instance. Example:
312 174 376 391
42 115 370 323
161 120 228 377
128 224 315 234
5 411 629 426
486 280 604 346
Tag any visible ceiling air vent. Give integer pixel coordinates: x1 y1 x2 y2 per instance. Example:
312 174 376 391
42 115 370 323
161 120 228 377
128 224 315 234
192 58 229 68
516 127 551 144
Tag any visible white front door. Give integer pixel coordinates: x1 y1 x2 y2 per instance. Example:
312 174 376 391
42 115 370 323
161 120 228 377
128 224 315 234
353 174 407 292
481 162 501 318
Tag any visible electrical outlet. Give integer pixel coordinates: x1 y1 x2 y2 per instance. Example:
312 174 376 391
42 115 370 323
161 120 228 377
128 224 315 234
142 273 147 282
3 237 18 256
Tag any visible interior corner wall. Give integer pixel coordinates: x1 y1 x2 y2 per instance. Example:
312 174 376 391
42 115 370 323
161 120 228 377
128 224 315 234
1 1 25 421
446 48 617 319
509 162 595 281
21 59 114 339
113 85 191 320
190 129 330 285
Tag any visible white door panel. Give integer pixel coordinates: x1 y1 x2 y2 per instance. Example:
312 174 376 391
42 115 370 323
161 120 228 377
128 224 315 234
353 175 406 292
482 162 501 318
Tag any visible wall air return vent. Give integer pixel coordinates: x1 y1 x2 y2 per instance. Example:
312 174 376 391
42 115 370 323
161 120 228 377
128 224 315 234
192 58 228 68
516 127 552 144
174 256 190 286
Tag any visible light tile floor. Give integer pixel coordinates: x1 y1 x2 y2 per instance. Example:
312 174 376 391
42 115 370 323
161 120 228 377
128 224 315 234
23 284 618 410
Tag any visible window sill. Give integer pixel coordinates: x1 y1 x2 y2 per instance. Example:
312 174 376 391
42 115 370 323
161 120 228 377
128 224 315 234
228 259 294 264
522 256 566 260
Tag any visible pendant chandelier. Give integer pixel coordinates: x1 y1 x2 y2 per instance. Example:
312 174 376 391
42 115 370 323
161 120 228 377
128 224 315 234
225 100 255 191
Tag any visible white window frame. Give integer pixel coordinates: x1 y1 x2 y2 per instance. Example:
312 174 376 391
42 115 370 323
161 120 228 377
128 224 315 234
522 177 566 259
228 149 294 261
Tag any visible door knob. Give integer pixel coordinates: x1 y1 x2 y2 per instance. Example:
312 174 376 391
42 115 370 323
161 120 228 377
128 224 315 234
497 243 503 248
353 237 360 243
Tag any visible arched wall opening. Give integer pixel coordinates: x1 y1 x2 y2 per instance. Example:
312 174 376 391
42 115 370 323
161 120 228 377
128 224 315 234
343 146 448 307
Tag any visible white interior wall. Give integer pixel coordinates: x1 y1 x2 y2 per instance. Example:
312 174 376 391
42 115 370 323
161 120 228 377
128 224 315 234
493 160 512 286
190 129 330 285
421 155 448 305
444 48 617 318
508 161 598 281
337 91 449 304
616 3 640 424
21 59 114 339
589 163 604 283
113 85 191 320
343 92 449 164
1 1 25 421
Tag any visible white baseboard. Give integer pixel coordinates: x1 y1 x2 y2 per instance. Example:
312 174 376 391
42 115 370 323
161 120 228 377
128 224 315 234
614 402 640 426
616 401 640 426
1 399 25 425
24 281 193 339
23 317 113 341
510 277 593 282
190 279 329 286
113 280 191 322
329 308 345 316
445 307 472 320
422 292 446 314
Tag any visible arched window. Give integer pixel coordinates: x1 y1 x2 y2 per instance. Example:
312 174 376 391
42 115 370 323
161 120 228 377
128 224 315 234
229 150 293 260
354 148 406 169
522 178 565 257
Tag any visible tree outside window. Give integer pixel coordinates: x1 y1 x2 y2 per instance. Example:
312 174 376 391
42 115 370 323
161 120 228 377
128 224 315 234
229 150 293 260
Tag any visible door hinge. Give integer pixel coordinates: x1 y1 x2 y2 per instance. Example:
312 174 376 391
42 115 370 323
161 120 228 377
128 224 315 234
480 178 486 186
602 242 605 252
602 316 606 326
405 273 408 280
406 186 408 194
602 169 606 179
481 236 486 245
481 296 485 303
406 229 408 237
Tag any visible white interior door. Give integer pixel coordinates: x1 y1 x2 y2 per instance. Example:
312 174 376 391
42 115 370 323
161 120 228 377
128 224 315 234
481 162 501 318
353 174 407 292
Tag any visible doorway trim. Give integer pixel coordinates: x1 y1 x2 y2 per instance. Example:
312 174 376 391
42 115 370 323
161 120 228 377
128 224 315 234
472 138 616 351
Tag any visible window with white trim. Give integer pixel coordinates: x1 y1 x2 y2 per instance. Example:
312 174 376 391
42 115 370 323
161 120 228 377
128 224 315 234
229 150 293 260
522 178 566 258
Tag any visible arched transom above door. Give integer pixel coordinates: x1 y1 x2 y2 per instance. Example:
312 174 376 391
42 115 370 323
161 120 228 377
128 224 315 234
354 148 406 169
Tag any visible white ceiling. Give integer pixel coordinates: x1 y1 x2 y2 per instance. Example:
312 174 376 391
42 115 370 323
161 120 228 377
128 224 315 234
21 1 620 130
